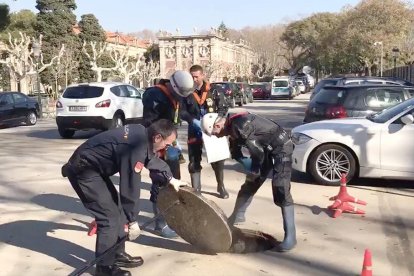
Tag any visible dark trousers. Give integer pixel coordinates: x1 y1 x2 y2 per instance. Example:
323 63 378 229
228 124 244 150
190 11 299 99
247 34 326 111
188 140 225 177
67 167 128 266
237 141 294 207
150 158 180 203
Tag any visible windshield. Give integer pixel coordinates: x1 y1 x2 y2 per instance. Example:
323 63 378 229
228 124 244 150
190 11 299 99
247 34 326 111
63 86 104 99
273 80 288 87
370 98 414 123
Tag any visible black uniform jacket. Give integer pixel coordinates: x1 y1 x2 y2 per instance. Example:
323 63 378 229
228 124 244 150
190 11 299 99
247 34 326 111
68 124 172 222
142 84 178 127
226 112 290 174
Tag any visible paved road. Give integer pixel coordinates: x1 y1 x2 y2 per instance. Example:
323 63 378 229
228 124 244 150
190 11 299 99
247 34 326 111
0 93 413 276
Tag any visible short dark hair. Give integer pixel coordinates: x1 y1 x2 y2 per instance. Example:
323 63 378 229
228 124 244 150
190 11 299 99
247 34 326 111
147 119 177 139
190 64 204 74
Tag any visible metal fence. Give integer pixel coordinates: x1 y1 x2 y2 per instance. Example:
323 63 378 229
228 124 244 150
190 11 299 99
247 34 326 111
384 65 414 83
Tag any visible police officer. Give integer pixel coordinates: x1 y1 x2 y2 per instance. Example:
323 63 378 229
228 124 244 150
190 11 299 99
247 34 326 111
142 70 194 238
201 112 297 252
62 120 186 276
180 65 229 198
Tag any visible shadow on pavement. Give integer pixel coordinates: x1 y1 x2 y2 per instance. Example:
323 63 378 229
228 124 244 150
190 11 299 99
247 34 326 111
26 128 101 140
0 220 93 269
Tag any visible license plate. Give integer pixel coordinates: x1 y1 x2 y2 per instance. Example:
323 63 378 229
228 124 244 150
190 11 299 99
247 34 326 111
69 106 87 111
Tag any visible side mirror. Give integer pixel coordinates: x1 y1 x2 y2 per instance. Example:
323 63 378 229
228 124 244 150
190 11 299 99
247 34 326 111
401 114 414 125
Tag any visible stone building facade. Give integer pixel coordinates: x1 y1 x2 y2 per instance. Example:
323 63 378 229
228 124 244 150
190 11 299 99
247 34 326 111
158 30 256 81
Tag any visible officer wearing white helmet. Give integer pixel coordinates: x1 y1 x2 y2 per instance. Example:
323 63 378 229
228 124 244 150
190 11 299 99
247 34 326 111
142 70 194 239
201 112 297 252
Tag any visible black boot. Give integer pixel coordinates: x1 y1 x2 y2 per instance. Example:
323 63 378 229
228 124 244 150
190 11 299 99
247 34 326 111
277 205 297 252
212 162 229 199
152 202 178 239
227 196 253 226
95 264 131 276
190 172 201 193
114 252 144 268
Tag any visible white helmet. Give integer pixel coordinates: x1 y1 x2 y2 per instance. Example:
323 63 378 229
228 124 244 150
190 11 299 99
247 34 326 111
169 70 194 97
201 113 219 135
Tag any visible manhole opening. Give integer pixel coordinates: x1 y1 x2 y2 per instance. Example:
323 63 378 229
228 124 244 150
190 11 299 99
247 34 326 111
228 227 278 254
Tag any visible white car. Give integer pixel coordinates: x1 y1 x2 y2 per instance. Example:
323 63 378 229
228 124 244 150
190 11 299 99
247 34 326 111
295 80 306 93
56 82 143 138
291 97 414 185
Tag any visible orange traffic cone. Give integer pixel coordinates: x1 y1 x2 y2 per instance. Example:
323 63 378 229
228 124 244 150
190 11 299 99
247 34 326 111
332 202 365 218
361 249 372 276
329 174 367 206
88 220 97 236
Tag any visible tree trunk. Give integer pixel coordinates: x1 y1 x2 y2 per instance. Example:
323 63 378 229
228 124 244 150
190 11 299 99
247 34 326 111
96 70 102 82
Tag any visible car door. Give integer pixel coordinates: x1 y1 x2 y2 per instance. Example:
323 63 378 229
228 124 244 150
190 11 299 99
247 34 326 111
125 85 143 119
117 85 133 119
12 92 29 122
380 109 414 174
0 93 16 124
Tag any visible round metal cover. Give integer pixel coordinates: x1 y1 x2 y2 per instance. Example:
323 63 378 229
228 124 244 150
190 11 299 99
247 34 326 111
229 227 278 253
158 186 232 252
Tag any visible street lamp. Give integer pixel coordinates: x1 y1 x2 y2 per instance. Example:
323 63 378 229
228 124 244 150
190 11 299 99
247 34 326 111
392 47 400 78
373 41 383 77
32 41 42 119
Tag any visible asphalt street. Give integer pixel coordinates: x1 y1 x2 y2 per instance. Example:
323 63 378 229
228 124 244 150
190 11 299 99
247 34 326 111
0 93 413 276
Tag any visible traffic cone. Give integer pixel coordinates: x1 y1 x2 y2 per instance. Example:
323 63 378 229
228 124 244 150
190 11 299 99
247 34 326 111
87 220 97 236
361 249 372 276
332 202 365 218
329 174 367 206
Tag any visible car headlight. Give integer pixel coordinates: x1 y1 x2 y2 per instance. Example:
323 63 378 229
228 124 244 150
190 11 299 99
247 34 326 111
291 133 312 145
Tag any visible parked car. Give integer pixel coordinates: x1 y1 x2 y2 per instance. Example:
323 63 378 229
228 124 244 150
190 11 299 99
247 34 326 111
210 82 243 107
303 84 414 123
251 82 271 100
55 82 143 138
310 76 413 100
295 79 306 93
0 92 40 127
292 97 414 185
270 77 297 99
236 82 253 103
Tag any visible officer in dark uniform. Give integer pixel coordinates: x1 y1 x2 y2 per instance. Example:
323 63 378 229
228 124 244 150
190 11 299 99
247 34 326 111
180 64 229 198
201 112 297 252
142 70 195 238
62 119 186 276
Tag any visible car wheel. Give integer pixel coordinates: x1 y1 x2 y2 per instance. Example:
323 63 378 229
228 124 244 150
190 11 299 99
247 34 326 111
26 111 37 125
58 128 75 139
111 113 124 129
308 144 356 186
237 99 243 107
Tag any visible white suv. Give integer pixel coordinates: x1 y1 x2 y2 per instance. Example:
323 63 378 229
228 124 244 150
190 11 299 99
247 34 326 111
56 82 143 138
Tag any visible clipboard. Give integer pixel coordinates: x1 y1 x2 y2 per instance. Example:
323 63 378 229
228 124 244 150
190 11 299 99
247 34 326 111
202 133 231 163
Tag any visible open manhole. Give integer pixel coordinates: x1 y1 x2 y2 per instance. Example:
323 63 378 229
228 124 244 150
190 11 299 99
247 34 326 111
228 227 278 254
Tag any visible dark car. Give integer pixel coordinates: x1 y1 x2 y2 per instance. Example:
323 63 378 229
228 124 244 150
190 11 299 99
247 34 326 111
251 82 271 100
236 82 253 103
303 84 414 123
0 92 40 127
310 76 414 100
210 82 243 107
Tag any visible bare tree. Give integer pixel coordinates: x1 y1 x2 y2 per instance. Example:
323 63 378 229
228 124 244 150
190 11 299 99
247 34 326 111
136 59 160 87
0 32 64 91
82 41 115 82
109 47 143 84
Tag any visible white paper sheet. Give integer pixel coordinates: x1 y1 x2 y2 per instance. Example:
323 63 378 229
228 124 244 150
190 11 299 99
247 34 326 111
202 133 231 163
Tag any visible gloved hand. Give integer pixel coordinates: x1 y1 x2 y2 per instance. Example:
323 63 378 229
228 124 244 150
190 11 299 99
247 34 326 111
166 145 181 161
128 221 141 240
169 177 189 192
192 118 201 128
191 119 203 138
237 157 252 172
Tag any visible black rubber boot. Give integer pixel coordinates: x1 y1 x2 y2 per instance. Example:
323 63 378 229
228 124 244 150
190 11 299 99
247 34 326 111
114 252 144 268
95 264 131 276
277 205 297 252
227 195 253 226
152 202 178 239
190 172 201 194
212 162 229 199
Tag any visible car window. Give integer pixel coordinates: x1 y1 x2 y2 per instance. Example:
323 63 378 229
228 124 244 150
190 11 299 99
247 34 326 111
12 93 27 104
64 86 104 99
211 83 228 91
371 98 414 123
0 94 14 105
312 88 346 104
273 80 288 87
125 85 141 98
117 86 131 97
364 88 404 108
407 88 414 97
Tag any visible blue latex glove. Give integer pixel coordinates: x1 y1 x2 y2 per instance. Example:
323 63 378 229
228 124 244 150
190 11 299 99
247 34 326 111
192 119 201 128
237 157 252 172
166 145 181 161
191 119 202 138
